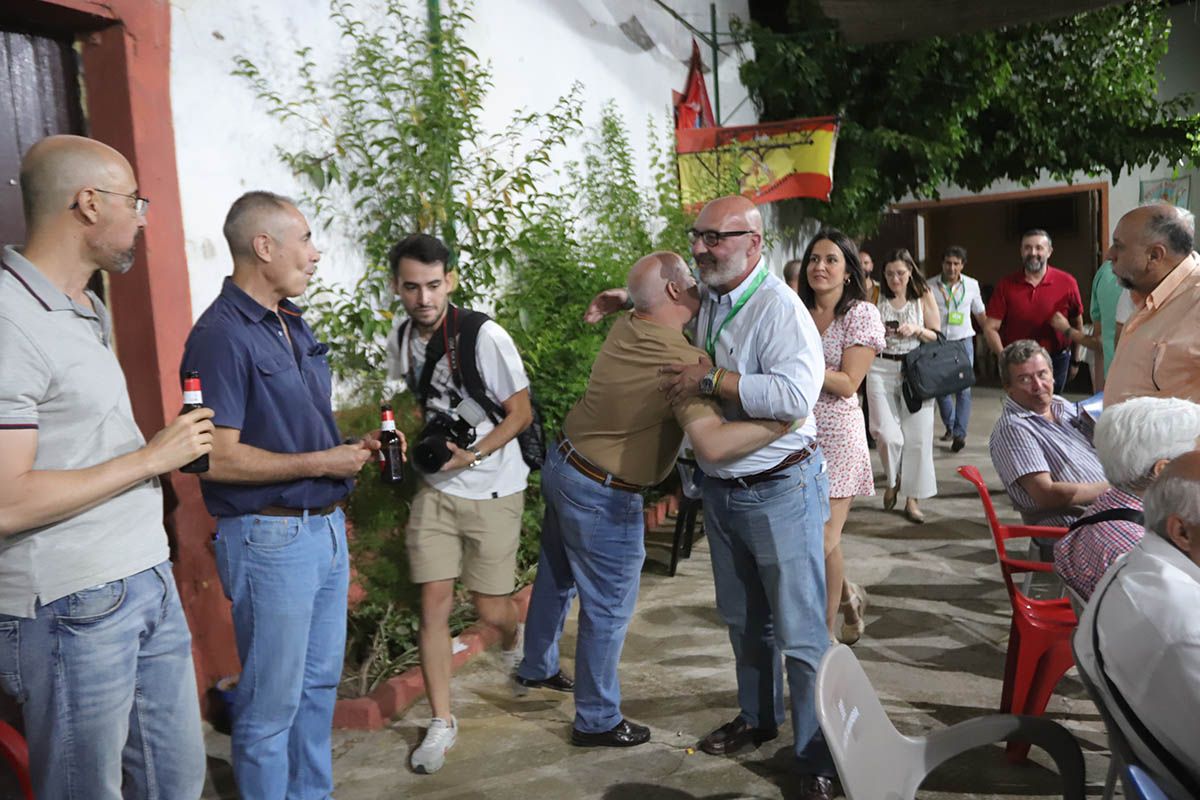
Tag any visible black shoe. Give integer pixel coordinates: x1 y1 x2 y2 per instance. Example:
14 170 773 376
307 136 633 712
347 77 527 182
697 716 778 756
940 429 953 442
797 775 835 800
951 436 966 453
513 670 574 693
571 718 650 747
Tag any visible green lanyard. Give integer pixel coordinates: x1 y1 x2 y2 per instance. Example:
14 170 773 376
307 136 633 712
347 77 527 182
705 268 768 359
940 280 965 310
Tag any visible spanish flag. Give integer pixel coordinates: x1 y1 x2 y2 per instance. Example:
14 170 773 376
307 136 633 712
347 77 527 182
676 116 839 210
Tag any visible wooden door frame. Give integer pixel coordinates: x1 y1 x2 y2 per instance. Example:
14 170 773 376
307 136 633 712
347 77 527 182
4 0 237 700
893 181 1110 253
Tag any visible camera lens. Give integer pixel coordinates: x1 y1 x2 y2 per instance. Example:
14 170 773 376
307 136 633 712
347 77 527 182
413 436 452 473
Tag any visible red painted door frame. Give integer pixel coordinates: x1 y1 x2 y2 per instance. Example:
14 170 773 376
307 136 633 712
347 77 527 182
7 0 238 702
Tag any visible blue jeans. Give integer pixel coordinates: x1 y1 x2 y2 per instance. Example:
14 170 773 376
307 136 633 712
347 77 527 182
1050 348 1071 393
0 562 205 800
703 450 835 776
519 443 644 733
216 507 349 800
936 338 975 439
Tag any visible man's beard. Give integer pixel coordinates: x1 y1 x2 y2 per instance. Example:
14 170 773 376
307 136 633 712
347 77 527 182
1023 256 1046 274
1115 273 1136 290
697 254 747 288
110 245 136 274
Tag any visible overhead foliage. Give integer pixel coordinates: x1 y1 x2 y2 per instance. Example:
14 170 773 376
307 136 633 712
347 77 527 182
739 0 1200 235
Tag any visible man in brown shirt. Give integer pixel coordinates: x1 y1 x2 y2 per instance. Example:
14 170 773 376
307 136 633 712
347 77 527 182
1105 203 1200 406
514 251 788 748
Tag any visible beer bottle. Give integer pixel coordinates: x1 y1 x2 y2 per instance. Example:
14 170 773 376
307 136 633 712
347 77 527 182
180 370 209 474
379 403 404 485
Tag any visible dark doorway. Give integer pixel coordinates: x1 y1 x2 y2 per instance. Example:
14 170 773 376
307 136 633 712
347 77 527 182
860 210 918 267
1 26 85 245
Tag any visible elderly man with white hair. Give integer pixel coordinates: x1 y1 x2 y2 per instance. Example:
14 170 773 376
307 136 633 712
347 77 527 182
1054 396 1200 599
1075 450 1200 794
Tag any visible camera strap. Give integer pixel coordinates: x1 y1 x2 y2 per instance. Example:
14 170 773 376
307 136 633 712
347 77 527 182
443 306 464 390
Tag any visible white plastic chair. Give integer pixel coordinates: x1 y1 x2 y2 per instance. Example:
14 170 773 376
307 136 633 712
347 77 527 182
815 644 1086 800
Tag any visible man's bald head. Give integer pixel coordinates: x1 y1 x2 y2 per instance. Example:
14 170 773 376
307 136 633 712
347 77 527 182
20 135 133 227
698 195 763 235
1110 202 1194 293
627 251 692 312
691 195 764 289
1127 202 1194 257
223 191 299 261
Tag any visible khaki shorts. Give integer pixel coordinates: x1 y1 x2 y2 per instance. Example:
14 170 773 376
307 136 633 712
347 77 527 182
406 485 524 595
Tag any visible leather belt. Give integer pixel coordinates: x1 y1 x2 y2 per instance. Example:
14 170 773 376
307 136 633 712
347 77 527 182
880 352 906 361
557 441 644 493
708 447 816 489
258 501 345 518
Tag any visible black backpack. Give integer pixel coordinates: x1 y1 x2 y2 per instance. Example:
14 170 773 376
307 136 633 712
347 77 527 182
397 306 546 470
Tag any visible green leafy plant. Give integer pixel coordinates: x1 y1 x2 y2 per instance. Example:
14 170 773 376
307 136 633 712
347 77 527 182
738 1 1200 236
495 104 698 435
233 0 583 392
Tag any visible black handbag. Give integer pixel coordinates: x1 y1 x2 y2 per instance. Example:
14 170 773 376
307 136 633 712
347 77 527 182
901 332 975 413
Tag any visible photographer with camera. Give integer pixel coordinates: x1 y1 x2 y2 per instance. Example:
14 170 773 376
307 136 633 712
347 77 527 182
385 233 533 775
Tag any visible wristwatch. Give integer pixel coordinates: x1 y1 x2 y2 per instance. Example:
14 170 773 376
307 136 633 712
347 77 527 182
468 448 486 468
699 366 721 396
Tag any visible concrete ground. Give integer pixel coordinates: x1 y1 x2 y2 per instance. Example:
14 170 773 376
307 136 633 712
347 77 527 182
202 388 1112 799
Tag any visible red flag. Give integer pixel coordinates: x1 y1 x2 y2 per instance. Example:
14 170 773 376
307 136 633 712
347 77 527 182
673 39 715 130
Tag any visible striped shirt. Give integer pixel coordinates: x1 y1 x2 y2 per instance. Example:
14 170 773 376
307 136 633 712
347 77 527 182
1054 488 1145 600
988 395 1106 527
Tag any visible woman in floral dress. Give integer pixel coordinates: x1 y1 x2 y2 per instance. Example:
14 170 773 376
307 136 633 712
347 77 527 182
786 229 885 644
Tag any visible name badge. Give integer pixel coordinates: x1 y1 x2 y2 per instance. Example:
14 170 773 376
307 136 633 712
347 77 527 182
947 310 965 326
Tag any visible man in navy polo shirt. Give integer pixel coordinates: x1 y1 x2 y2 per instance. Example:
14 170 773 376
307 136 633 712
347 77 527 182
182 191 380 799
983 229 1084 392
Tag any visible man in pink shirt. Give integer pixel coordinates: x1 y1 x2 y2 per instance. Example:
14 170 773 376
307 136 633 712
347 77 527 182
1104 203 1200 406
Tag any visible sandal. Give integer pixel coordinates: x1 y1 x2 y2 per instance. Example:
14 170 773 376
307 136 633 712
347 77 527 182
839 582 868 645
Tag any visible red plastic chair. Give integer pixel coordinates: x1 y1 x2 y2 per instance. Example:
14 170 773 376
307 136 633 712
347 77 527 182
0 721 33 800
958 465 1078 762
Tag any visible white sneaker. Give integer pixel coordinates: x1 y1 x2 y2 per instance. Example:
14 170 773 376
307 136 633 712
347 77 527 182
411 716 457 774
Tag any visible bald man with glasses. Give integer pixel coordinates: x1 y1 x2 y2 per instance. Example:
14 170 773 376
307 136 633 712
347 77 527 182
0 135 212 799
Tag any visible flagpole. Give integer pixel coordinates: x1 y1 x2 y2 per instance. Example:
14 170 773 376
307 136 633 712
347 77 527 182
710 3 720 125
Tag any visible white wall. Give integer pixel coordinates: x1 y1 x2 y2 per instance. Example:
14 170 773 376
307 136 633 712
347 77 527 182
169 0 756 322
901 3 1200 237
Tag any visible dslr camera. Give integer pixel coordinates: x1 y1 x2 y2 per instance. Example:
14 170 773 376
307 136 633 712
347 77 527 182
412 395 489 473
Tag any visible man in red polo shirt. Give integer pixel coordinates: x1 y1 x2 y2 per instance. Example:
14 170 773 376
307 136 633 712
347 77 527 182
983 228 1084 392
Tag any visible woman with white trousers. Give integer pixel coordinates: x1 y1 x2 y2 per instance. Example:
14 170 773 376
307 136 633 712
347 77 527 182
866 248 940 523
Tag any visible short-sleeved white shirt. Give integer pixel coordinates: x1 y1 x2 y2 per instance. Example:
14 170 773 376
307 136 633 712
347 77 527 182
1115 289 1137 325
928 274 985 341
387 314 530 500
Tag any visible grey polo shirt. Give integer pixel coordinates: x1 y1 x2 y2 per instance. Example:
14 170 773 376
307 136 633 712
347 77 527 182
0 246 167 618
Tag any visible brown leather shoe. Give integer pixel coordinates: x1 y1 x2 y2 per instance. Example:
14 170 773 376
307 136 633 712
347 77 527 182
797 775 835 800
697 716 778 755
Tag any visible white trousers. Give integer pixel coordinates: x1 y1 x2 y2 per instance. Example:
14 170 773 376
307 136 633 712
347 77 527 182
866 358 937 499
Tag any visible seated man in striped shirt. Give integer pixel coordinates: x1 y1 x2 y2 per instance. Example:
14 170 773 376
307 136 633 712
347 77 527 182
1055 397 1200 600
988 340 1108 530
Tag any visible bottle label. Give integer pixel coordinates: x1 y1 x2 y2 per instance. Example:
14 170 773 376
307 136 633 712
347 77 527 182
381 419 396 432
183 390 203 405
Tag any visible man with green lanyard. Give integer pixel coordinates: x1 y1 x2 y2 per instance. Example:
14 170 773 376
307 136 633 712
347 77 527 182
658 196 834 800
928 246 987 452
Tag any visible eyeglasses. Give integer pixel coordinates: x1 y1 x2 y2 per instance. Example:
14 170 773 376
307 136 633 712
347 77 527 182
70 188 150 216
687 228 754 247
